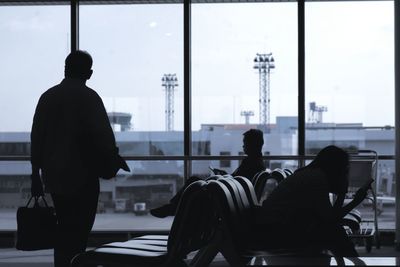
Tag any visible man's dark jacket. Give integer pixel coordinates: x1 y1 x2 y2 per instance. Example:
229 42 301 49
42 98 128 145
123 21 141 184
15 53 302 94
31 78 118 194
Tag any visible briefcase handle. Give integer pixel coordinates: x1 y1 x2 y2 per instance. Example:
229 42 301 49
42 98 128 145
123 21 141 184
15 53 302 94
26 196 50 208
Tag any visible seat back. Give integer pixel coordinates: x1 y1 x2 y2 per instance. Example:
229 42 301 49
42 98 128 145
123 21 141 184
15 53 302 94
234 176 259 207
207 180 245 249
227 178 252 210
216 178 253 243
251 170 269 185
167 180 216 259
206 174 223 181
253 171 272 201
283 168 293 177
217 177 248 213
270 168 287 184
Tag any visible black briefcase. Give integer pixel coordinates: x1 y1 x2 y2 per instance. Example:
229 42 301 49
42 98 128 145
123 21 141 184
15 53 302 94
16 196 57 251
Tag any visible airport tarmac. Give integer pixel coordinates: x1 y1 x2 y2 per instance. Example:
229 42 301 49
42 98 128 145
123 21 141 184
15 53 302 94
0 209 173 231
0 205 397 266
0 204 396 231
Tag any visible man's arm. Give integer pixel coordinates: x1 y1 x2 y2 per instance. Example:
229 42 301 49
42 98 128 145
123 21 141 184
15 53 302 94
313 186 342 224
231 157 264 180
231 157 250 177
87 92 116 150
334 188 368 218
309 174 350 224
87 92 128 178
212 168 228 175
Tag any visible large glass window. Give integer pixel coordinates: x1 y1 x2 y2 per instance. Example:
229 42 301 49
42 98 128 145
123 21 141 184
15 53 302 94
0 160 181 231
0 1 396 232
80 4 184 156
0 6 70 230
305 1 394 155
79 4 183 229
192 3 298 157
0 5 70 134
93 160 181 231
192 159 298 179
305 1 395 228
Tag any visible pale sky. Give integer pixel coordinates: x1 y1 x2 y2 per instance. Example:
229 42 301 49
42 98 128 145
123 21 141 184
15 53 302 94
0 1 394 132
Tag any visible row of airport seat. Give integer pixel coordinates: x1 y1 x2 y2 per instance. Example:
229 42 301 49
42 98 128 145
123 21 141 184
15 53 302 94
254 168 375 253
71 174 334 267
252 168 293 203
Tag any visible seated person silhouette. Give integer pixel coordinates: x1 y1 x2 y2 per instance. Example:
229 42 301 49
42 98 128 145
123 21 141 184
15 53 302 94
151 128 265 218
250 145 369 257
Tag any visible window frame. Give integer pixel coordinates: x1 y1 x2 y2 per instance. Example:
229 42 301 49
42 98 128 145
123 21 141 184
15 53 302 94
0 0 396 174
0 0 398 237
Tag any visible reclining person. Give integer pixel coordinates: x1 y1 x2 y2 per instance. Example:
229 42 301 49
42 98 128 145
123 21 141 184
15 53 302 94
250 145 368 257
151 128 266 218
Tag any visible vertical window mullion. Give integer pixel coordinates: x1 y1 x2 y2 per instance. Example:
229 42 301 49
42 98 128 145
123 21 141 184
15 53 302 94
71 0 79 51
394 0 400 251
184 0 192 180
298 0 305 167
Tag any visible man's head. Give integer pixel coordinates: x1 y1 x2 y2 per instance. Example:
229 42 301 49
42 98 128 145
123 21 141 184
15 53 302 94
242 129 264 156
64 50 93 80
309 145 350 194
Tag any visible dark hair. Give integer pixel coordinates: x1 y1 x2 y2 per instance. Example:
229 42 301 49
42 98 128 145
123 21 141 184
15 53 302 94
64 50 93 79
243 129 264 149
308 145 349 193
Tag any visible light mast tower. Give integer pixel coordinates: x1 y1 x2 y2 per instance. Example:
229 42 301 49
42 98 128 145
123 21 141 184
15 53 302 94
240 110 254 125
253 53 275 126
162 74 178 131
308 102 328 123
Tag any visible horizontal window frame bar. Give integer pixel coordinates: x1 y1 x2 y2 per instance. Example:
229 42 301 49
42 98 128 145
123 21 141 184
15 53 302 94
0 1 70 5
0 0 392 6
0 155 395 161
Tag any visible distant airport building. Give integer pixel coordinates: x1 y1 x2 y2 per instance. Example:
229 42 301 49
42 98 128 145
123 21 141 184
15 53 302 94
0 116 395 212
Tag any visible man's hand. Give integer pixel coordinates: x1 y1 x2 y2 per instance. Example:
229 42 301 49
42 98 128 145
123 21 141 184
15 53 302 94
212 168 228 175
118 155 130 172
353 187 368 205
333 192 345 209
31 173 44 197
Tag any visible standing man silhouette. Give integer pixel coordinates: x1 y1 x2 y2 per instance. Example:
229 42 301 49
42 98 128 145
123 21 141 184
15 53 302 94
30 50 129 267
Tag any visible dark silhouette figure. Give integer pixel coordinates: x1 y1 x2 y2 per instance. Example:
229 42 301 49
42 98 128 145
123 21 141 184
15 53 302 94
214 129 265 178
150 129 265 218
30 50 128 267
250 145 369 257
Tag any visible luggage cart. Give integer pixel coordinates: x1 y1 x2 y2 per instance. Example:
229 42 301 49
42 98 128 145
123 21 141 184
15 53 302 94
345 150 380 253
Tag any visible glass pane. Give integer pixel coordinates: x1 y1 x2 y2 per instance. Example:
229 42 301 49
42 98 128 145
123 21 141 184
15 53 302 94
0 5 70 135
192 159 298 181
374 159 395 230
0 5 70 231
305 1 394 156
94 160 182 231
304 157 395 230
351 158 395 230
0 160 47 230
0 160 182 231
192 3 298 156
80 4 184 156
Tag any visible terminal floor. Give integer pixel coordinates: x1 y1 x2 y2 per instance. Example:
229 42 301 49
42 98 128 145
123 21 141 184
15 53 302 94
1 246 400 266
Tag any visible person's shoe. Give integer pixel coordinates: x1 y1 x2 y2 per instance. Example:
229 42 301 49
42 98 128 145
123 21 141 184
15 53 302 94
150 204 175 218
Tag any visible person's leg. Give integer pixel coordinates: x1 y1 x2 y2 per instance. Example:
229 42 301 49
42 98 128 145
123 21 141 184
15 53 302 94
150 176 202 218
51 178 99 267
52 192 87 267
308 222 358 257
73 178 99 252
